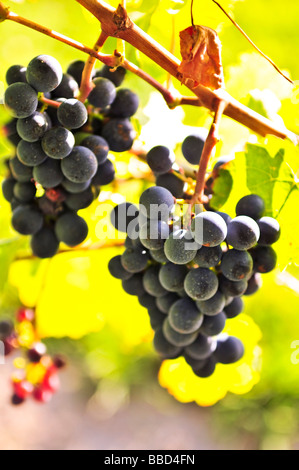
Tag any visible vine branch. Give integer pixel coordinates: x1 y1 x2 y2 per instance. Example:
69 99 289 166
191 98 227 204
75 0 298 144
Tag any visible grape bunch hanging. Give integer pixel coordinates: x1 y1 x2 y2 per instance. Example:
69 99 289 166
2 55 139 258
109 137 280 379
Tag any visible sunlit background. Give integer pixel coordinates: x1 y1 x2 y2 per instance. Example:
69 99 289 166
0 0 299 450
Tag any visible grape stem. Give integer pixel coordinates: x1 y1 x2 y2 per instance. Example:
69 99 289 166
191 99 227 205
79 30 109 102
74 0 298 144
14 239 126 261
39 96 61 108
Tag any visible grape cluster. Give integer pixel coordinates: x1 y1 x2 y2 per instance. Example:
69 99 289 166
109 189 280 378
2 56 139 258
0 308 66 405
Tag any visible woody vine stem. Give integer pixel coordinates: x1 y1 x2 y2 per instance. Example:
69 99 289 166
0 0 298 204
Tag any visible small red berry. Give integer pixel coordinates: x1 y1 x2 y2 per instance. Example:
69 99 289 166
16 308 35 323
13 380 34 399
33 387 53 403
27 342 47 363
43 371 60 393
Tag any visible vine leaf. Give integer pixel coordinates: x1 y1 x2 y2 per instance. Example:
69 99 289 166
210 168 233 210
178 25 224 90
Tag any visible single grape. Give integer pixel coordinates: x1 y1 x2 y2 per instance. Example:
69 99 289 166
97 65 126 87
51 73 79 99
191 211 227 247
249 245 277 273
4 83 38 118
109 88 139 118
153 328 183 359
159 262 188 292
122 273 145 296
196 290 226 316
221 249 253 281
17 140 48 167
2 178 16 202
62 179 91 194
218 274 248 297
12 204 43 235
42 127 75 159
138 292 157 310
236 194 265 220
65 187 94 211
200 312 226 336
169 298 203 334
92 159 115 186
216 211 232 225
57 99 88 129
183 353 207 370
150 247 168 263
9 156 33 182
13 182 36 203
244 273 262 296
67 60 87 86
139 186 174 220
226 216 260 250
156 292 179 314
185 333 215 360
139 219 170 250
257 217 281 245
121 247 150 273
26 55 62 92
184 268 219 301
81 135 109 165
6 65 27 85
162 318 199 347
55 212 88 247
88 77 116 109
33 158 64 188
110 202 139 233
30 227 60 258
192 356 217 378
146 146 175 175
164 230 198 265
182 133 205 165
156 173 185 199
143 265 168 297
214 335 244 364
108 255 132 280
224 297 244 318
101 118 136 153
193 245 222 268
61 146 98 183
16 111 49 142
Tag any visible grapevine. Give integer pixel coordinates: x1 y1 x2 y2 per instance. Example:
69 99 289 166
0 0 297 417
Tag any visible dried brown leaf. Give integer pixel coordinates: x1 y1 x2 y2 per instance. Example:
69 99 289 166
178 25 224 90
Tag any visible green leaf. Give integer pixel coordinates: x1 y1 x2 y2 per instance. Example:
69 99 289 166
244 144 287 216
210 168 233 210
